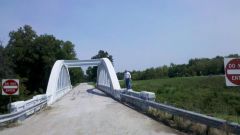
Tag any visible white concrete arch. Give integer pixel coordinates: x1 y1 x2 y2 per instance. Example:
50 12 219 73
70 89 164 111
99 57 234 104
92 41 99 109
46 60 72 104
46 58 121 105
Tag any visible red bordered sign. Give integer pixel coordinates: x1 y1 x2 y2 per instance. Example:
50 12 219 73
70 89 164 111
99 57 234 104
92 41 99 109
2 79 19 95
224 58 240 86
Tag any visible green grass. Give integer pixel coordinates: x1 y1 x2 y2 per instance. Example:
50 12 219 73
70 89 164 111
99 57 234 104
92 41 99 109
120 76 240 123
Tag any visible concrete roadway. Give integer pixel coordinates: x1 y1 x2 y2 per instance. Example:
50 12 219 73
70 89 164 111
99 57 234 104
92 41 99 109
0 83 184 135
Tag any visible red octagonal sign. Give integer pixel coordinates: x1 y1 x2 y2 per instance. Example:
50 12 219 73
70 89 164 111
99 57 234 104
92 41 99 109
225 58 240 86
2 79 19 95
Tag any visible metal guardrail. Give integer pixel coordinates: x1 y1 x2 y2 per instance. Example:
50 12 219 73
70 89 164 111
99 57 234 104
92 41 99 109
2 83 239 134
0 95 47 124
121 93 240 134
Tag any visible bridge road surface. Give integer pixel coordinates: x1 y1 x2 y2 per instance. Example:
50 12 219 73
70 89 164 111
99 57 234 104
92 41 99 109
1 83 183 135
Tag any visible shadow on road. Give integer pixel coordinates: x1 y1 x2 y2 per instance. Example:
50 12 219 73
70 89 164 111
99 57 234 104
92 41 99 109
87 89 108 97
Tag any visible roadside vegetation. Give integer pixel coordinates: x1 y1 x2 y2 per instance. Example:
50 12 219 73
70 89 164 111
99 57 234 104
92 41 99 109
0 25 113 114
121 76 240 123
117 54 240 81
1 25 240 125
117 53 240 123
0 25 85 114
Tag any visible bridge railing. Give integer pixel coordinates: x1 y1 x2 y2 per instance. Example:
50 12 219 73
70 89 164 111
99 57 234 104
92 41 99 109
97 84 124 100
119 89 240 134
0 58 117 124
96 77 240 135
0 94 47 124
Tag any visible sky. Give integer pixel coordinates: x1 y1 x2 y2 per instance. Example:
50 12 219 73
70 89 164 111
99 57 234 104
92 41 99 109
0 0 240 72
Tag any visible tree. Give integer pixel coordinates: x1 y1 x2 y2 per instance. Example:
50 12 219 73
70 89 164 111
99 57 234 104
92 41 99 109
91 50 113 63
0 41 22 113
0 43 6 78
0 25 86 113
31 35 84 92
117 72 124 80
86 50 113 81
69 68 84 85
4 25 37 93
86 66 96 81
0 43 15 79
61 41 77 59
5 25 84 94
227 54 240 58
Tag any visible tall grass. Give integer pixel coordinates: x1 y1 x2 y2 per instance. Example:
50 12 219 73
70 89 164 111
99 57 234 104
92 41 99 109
121 76 240 123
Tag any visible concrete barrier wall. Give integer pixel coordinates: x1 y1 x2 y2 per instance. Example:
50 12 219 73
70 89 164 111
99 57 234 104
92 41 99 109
97 85 240 134
0 94 47 123
121 91 240 134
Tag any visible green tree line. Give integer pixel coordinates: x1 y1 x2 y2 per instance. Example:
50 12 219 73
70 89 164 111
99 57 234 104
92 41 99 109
0 25 84 113
117 54 240 80
86 50 113 82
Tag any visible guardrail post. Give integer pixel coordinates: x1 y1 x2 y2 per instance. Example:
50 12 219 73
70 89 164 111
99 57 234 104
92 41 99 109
206 126 210 135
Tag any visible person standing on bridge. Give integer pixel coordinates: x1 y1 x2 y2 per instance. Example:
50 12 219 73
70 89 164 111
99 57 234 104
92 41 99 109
124 70 132 89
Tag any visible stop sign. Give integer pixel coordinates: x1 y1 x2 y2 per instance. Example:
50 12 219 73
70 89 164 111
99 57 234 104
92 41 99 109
2 79 19 95
224 58 240 86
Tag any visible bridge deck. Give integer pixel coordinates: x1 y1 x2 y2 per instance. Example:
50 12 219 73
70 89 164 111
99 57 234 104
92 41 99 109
1 83 183 135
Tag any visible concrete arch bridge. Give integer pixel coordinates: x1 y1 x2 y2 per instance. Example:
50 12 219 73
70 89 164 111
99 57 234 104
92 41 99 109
0 58 180 135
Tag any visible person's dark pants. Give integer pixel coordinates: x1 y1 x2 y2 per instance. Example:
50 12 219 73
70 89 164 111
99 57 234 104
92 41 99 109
125 78 131 89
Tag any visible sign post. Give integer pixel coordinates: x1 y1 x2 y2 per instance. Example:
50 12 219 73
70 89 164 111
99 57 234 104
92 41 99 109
2 79 19 113
224 58 240 86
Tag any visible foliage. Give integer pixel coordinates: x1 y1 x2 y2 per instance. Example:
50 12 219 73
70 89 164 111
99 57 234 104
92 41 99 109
120 76 240 123
0 43 18 113
117 72 124 80
4 25 84 93
91 50 113 63
86 66 97 82
86 50 113 82
69 68 84 86
118 54 239 80
0 44 15 78
0 25 84 113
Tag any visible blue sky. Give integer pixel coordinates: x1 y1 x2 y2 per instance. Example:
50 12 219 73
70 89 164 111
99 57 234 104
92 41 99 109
0 0 240 72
